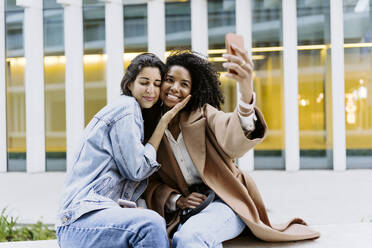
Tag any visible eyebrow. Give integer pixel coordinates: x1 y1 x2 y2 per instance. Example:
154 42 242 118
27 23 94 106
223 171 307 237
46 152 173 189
139 77 161 81
139 77 150 80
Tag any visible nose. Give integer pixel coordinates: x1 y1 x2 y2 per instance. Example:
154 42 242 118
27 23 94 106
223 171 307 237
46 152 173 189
146 84 155 94
170 81 180 92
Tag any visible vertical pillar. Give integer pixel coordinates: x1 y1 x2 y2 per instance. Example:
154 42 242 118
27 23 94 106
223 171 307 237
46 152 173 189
191 0 208 56
16 0 45 173
0 0 7 172
105 0 123 102
148 0 165 60
330 0 346 171
236 0 254 171
282 0 300 171
57 0 85 172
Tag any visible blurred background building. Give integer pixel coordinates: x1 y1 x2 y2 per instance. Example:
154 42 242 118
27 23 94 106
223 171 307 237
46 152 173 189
0 0 371 174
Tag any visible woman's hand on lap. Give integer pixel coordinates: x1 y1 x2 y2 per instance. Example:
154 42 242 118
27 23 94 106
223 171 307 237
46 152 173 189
176 192 207 210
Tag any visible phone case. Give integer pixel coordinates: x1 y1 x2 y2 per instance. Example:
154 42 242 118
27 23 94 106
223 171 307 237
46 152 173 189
117 199 137 208
225 33 245 74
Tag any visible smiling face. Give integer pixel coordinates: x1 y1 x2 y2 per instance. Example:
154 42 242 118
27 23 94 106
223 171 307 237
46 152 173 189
128 67 161 109
160 65 192 108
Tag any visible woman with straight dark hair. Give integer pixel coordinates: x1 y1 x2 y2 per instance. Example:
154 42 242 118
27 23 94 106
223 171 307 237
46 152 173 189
56 53 189 248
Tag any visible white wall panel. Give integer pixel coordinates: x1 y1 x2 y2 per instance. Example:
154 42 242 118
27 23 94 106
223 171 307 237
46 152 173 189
330 0 346 171
17 0 46 173
148 0 165 60
282 0 300 171
57 0 85 172
191 0 208 56
105 0 124 102
0 0 7 172
236 0 254 171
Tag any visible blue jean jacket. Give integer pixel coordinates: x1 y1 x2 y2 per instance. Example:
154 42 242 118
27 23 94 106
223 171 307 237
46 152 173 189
56 95 160 227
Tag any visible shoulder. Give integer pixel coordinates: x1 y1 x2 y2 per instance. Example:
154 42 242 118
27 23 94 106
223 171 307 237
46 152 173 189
201 103 221 118
95 95 142 125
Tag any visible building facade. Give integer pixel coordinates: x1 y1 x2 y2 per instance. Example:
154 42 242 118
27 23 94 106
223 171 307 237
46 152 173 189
1 0 371 173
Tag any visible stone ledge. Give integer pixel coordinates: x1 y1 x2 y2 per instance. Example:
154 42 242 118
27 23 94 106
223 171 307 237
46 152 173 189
0 223 371 248
224 223 372 248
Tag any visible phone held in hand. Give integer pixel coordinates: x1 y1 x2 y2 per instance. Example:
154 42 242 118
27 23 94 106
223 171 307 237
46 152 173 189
225 33 245 74
118 199 137 208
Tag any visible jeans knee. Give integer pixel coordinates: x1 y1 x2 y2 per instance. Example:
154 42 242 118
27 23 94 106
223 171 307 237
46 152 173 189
172 228 212 248
141 210 167 233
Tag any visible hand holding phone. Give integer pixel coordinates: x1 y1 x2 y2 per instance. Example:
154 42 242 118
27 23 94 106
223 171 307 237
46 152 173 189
224 33 254 104
118 199 137 208
225 33 245 75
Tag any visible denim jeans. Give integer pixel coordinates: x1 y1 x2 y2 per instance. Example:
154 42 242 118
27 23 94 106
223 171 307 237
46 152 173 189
57 207 169 248
172 199 246 248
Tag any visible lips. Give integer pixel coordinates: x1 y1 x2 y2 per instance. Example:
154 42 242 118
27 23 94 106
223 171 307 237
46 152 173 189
143 96 155 102
165 93 181 102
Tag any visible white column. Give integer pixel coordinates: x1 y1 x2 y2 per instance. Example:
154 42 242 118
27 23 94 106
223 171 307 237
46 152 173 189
0 0 7 172
57 0 85 172
147 0 165 60
330 0 346 171
191 0 208 56
282 0 300 171
16 0 45 173
236 0 254 171
105 0 123 103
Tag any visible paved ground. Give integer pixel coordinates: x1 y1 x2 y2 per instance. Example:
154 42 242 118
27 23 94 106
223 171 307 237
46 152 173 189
0 170 372 247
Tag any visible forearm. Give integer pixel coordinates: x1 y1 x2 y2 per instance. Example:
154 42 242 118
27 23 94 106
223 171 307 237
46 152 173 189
147 119 168 151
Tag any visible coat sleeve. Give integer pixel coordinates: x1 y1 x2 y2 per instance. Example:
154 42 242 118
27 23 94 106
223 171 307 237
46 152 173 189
203 104 268 158
145 172 181 217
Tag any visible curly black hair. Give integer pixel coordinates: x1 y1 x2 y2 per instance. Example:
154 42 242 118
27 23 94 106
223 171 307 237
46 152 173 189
166 50 224 111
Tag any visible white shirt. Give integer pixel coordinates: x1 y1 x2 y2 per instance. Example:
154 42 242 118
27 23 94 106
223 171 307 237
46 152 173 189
165 102 257 211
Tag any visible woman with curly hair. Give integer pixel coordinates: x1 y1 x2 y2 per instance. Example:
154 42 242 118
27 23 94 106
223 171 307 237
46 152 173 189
145 48 320 247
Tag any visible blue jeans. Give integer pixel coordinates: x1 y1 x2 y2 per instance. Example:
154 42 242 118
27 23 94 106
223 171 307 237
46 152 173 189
57 207 169 248
172 199 246 248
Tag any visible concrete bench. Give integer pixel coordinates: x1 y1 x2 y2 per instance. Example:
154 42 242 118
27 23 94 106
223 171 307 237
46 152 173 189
1 223 371 248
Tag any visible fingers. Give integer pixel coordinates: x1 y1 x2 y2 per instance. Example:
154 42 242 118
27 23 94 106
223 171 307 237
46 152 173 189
174 95 191 110
223 72 240 81
222 62 247 77
183 192 207 209
223 53 253 71
168 95 191 116
161 95 191 123
231 44 251 65
190 192 207 200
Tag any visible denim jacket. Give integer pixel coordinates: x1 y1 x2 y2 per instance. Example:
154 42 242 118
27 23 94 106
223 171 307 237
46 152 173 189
56 95 160 227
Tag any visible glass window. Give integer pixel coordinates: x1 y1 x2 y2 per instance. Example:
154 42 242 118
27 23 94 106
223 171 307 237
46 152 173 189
44 0 66 171
297 0 332 169
123 3 148 69
166 0 191 51
124 3 147 54
83 1 107 125
252 0 284 169
6 1 26 171
207 0 237 114
343 0 372 169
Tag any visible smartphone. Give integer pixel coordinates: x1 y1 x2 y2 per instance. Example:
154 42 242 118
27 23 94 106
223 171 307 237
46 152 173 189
118 199 137 208
225 33 245 74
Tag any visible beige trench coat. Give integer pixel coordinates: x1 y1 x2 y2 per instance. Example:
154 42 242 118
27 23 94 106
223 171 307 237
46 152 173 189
145 104 320 242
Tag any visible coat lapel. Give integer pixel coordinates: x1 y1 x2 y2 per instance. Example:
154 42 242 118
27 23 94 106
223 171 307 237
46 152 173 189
180 110 206 176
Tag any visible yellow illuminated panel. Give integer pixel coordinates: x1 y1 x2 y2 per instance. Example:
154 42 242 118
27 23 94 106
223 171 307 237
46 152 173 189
5 42 372 153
